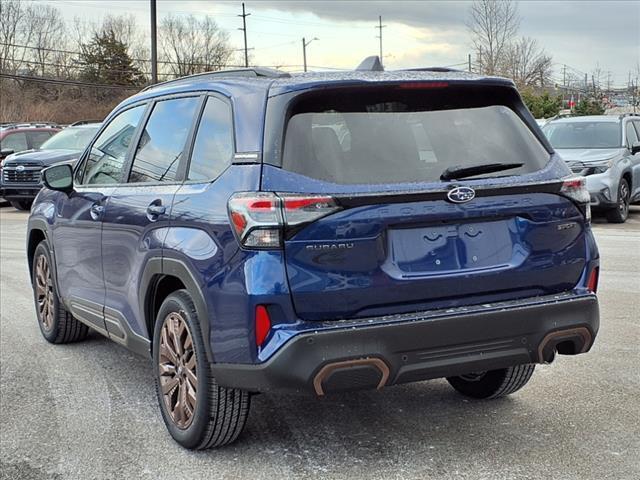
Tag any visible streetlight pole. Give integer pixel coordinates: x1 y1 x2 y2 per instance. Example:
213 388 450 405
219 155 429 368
302 37 318 72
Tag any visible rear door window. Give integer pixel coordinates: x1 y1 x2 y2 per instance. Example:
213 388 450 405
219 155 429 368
187 96 234 182
280 87 550 185
128 96 200 183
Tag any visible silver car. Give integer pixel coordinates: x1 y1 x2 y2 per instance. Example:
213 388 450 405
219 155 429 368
542 114 640 223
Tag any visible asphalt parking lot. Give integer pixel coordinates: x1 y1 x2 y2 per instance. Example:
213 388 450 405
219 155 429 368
0 206 638 480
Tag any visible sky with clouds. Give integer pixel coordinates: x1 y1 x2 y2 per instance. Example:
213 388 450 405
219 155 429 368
40 0 639 87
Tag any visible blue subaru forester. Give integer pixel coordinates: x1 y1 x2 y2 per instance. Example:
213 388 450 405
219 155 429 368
28 58 600 449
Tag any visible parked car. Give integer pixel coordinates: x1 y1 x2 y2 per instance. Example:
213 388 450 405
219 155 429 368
0 122 60 162
28 60 600 450
542 114 640 222
1 122 100 210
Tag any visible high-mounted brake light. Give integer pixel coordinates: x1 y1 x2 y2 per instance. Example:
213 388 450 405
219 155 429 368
228 192 341 249
560 177 591 223
398 82 449 89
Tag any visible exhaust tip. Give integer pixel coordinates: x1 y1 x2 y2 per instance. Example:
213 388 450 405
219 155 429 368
313 358 390 396
538 327 592 364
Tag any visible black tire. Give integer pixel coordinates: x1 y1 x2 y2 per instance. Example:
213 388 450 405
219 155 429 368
606 178 630 223
10 199 32 211
153 289 250 449
446 364 535 399
32 240 89 343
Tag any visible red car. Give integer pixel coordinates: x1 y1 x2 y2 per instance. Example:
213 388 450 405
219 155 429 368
0 123 61 163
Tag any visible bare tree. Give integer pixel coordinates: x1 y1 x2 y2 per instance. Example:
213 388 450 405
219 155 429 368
501 37 553 87
0 0 35 73
26 4 66 76
160 14 233 77
468 0 520 75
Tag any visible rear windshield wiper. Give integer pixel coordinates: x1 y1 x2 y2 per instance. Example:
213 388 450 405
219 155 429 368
440 162 524 181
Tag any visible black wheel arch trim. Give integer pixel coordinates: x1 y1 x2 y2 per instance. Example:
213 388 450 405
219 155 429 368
26 219 62 302
140 257 213 363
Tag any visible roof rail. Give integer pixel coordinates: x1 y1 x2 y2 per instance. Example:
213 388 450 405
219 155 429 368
355 56 384 72
69 120 102 126
0 121 60 130
142 67 291 92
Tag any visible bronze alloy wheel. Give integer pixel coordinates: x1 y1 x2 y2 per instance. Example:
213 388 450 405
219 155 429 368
35 254 54 331
159 312 198 429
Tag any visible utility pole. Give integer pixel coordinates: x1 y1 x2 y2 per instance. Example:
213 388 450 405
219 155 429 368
584 73 588 91
238 3 250 68
562 64 566 87
468 53 471 73
150 0 157 83
302 37 318 73
375 16 386 67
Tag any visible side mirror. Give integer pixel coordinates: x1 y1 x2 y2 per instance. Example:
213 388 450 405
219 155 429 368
0 148 14 159
631 141 640 155
42 164 74 193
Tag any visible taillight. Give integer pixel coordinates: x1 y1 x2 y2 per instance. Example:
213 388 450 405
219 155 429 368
560 177 591 223
281 194 339 227
587 267 599 293
228 192 341 249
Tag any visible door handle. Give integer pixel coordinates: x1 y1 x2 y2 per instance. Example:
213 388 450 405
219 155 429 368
90 204 104 221
146 203 166 220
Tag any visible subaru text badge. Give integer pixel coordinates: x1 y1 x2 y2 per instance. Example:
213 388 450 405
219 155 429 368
447 186 475 203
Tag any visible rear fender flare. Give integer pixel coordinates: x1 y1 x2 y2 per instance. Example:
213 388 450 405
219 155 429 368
140 257 213 363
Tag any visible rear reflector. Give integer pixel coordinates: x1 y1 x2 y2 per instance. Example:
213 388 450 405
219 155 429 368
255 305 271 347
587 267 599 293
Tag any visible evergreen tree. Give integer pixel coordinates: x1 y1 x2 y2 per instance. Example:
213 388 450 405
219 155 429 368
79 29 145 86
521 89 562 118
572 96 606 116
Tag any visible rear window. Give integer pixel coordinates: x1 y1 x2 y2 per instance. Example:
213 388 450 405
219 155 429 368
542 121 621 149
280 87 550 185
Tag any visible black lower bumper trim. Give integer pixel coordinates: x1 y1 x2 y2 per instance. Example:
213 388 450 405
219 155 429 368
212 293 599 395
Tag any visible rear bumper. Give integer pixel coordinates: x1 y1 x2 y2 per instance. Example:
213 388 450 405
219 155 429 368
212 292 599 395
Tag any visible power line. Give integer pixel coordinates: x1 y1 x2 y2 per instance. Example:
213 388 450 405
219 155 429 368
1 42 242 69
0 72 141 90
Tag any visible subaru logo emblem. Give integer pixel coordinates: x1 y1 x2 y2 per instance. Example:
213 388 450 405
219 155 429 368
16 165 25 172
447 186 475 203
